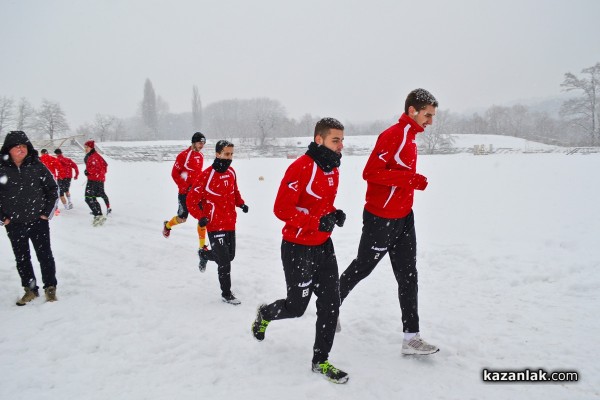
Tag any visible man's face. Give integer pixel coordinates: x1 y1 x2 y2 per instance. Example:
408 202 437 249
9 144 28 165
410 105 436 129
84 145 91 153
192 140 205 152
216 146 234 160
317 129 344 155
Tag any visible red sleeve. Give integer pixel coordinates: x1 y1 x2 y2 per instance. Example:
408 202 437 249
273 160 320 231
70 159 79 179
362 134 414 188
171 151 188 192
231 168 245 207
186 170 209 220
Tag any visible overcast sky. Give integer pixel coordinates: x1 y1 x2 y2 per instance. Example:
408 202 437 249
1 0 599 129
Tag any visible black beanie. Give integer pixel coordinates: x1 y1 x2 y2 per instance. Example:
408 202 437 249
191 132 206 143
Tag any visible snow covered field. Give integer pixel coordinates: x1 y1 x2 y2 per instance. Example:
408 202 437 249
1 146 598 399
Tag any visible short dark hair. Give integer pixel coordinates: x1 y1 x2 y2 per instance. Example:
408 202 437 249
41 149 48 154
215 140 234 154
314 117 344 140
54 148 62 155
405 88 438 114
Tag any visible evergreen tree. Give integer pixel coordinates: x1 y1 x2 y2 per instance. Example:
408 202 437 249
142 78 158 138
192 85 203 131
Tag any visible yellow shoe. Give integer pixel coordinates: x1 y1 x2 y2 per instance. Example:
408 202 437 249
45 286 57 302
16 287 39 306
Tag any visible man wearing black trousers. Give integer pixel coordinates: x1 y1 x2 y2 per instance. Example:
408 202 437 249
339 89 440 356
0 131 59 306
251 118 349 384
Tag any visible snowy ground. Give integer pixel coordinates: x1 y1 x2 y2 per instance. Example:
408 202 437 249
1 147 598 399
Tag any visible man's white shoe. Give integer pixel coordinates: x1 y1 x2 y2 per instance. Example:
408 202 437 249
402 334 439 355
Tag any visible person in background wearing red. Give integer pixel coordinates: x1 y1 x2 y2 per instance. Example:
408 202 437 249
162 132 207 267
83 140 110 226
186 139 248 305
39 149 59 179
54 148 79 210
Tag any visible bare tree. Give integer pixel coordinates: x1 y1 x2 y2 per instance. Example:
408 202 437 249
16 97 36 131
94 114 117 142
417 109 456 154
485 105 511 136
36 99 69 140
191 85 202 131
560 62 600 145
0 96 15 139
253 98 287 145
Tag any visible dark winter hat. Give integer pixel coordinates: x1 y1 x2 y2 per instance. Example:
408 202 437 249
54 148 62 155
0 130 33 154
215 139 234 154
191 132 206 143
84 140 95 149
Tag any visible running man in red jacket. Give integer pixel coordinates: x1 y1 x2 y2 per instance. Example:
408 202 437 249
83 140 110 226
162 132 206 248
187 140 248 305
54 148 79 210
251 118 349 384
339 88 440 356
39 149 59 179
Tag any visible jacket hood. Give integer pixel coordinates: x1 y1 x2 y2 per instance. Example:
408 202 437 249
1 131 35 154
0 131 38 165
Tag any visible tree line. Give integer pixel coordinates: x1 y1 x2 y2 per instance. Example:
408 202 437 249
1 62 598 147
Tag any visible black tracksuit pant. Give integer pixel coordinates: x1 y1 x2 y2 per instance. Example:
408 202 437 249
85 180 109 216
262 238 340 365
207 231 235 297
5 219 57 290
339 209 420 333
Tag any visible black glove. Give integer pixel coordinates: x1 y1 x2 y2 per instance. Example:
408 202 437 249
318 212 337 232
84 170 89 176
199 246 214 261
198 217 209 227
334 209 346 227
239 204 249 213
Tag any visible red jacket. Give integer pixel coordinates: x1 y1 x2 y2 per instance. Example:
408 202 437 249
274 154 339 246
186 166 244 232
85 150 108 182
55 154 79 179
40 154 59 178
172 147 204 194
363 113 425 219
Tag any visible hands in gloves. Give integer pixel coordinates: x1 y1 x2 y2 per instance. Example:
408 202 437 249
334 209 346 227
319 209 346 232
198 217 209 227
239 204 249 213
409 173 428 190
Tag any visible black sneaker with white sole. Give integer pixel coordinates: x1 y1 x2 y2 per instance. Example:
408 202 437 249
222 293 241 305
312 360 349 384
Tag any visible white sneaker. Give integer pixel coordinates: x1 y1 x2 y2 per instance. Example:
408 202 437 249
221 293 241 305
92 215 107 227
402 334 439 355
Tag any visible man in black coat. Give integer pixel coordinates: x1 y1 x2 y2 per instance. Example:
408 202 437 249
0 131 60 306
